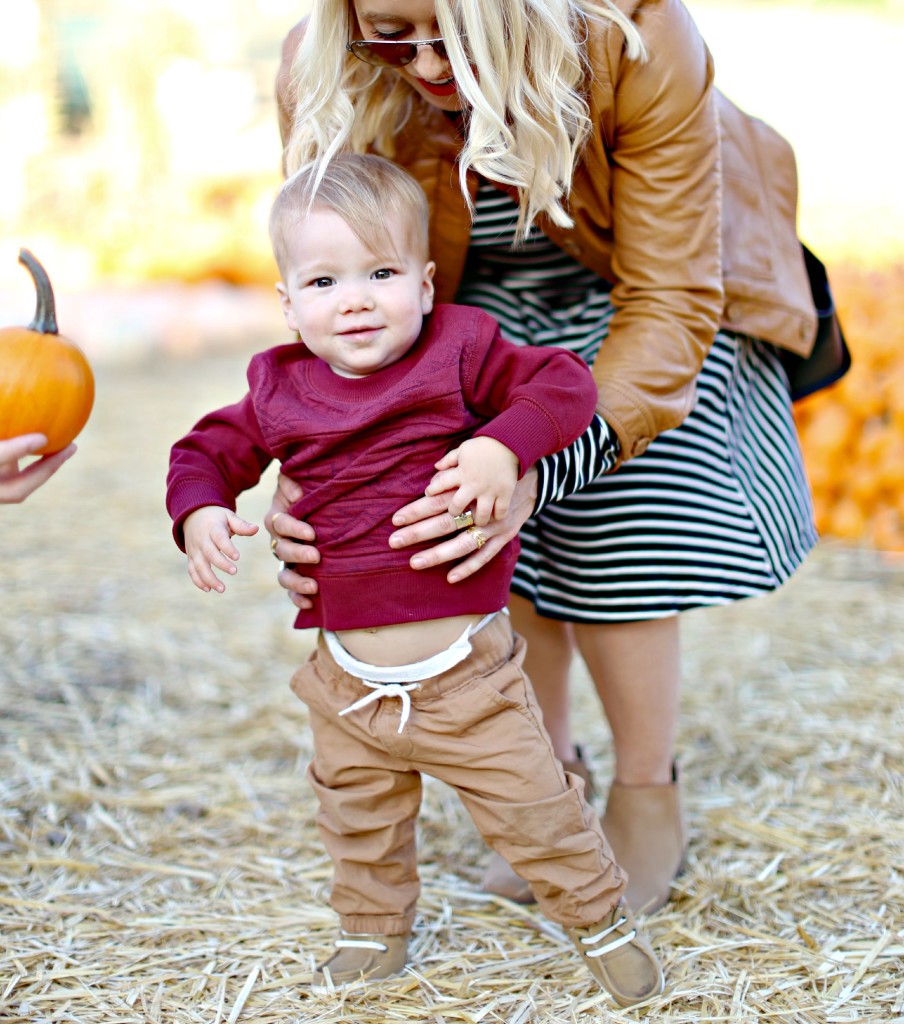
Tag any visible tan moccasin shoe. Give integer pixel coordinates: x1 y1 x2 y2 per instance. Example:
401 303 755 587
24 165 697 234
311 932 409 995
568 900 664 1007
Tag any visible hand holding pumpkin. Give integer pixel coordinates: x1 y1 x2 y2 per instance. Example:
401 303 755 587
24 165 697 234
0 433 76 504
0 249 94 455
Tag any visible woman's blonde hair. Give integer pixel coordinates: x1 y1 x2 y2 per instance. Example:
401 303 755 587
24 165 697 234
282 0 645 241
269 153 430 277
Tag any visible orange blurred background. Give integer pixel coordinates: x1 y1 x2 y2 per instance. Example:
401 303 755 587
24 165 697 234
2 0 903 543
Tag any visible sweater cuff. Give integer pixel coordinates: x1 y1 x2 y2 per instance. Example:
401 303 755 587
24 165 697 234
167 478 237 550
474 401 569 477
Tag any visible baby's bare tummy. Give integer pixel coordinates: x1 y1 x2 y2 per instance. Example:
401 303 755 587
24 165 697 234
336 613 485 666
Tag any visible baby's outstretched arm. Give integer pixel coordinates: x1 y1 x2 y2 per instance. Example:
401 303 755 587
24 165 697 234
183 506 259 593
427 437 519 526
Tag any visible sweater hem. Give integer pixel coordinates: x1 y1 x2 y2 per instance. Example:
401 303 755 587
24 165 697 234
291 546 519 631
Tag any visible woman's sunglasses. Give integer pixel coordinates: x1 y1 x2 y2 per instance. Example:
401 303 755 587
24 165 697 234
346 37 454 69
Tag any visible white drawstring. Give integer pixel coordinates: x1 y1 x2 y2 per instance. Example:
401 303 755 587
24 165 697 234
325 611 501 734
338 681 420 733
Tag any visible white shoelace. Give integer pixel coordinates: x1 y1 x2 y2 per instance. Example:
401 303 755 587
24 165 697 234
337 681 420 734
335 937 388 951
580 915 636 958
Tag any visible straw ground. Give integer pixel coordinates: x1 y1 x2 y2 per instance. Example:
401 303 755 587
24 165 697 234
1 347 902 1022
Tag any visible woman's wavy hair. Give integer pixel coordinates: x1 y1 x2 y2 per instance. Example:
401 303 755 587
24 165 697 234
282 0 645 241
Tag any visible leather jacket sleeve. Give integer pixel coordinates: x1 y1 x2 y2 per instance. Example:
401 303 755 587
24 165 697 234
585 0 724 459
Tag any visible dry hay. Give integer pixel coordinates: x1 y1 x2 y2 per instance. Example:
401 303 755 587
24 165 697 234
1 348 902 1023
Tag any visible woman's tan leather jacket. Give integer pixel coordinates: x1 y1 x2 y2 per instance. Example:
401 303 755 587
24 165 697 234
277 0 816 461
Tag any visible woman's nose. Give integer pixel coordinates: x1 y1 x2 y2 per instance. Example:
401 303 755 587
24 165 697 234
410 42 449 80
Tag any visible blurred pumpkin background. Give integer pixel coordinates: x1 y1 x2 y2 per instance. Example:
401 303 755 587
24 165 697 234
2 0 904 541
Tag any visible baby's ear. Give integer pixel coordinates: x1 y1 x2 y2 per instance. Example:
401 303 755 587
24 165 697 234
421 261 436 314
275 282 300 332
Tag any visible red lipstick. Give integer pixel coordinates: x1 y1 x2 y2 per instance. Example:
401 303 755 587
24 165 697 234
418 78 458 97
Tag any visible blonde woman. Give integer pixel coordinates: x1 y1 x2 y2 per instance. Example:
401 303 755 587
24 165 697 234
268 0 818 915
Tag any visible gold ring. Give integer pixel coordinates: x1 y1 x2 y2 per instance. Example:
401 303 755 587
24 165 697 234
467 525 487 549
452 510 475 530
270 536 281 560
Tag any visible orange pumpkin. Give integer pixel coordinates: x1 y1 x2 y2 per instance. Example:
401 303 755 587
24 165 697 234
0 249 94 455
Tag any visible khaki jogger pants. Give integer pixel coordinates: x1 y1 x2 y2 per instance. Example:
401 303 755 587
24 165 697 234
289 613 625 936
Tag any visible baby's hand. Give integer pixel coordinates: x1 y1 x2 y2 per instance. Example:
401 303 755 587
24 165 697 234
183 506 259 593
429 437 519 526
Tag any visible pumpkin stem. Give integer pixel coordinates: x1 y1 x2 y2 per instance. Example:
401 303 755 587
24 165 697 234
18 248 59 336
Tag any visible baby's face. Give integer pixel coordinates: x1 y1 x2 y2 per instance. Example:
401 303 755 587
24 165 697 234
276 208 435 378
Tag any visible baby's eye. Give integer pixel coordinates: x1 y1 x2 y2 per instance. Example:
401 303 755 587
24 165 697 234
311 277 335 288
372 268 395 280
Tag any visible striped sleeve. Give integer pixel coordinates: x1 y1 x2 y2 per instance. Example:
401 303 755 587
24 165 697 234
533 414 621 514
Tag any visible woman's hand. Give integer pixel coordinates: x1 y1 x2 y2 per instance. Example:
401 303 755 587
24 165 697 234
265 473 320 610
0 435 76 504
390 467 538 584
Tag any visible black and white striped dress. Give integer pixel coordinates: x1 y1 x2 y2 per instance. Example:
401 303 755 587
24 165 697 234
456 182 817 622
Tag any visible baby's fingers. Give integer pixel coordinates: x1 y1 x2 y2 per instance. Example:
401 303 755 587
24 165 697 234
425 467 462 497
492 493 511 522
208 515 255 563
433 447 461 472
226 512 259 539
187 545 238 593
187 559 226 593
471 492 497 527
448 482 479 519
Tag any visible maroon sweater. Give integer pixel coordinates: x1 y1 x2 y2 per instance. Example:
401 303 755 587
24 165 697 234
167 304 597 630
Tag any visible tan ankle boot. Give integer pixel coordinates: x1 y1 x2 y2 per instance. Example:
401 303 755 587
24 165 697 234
480 746 599 903
601 763 686 914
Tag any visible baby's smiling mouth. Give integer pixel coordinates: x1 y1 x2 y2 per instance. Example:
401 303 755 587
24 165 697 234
339 324 382 337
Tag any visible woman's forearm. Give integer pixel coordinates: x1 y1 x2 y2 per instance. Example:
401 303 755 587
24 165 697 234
532 414 620 514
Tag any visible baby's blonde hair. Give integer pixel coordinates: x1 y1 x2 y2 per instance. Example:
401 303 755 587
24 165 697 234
269 152 430 278
282 0 645 240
